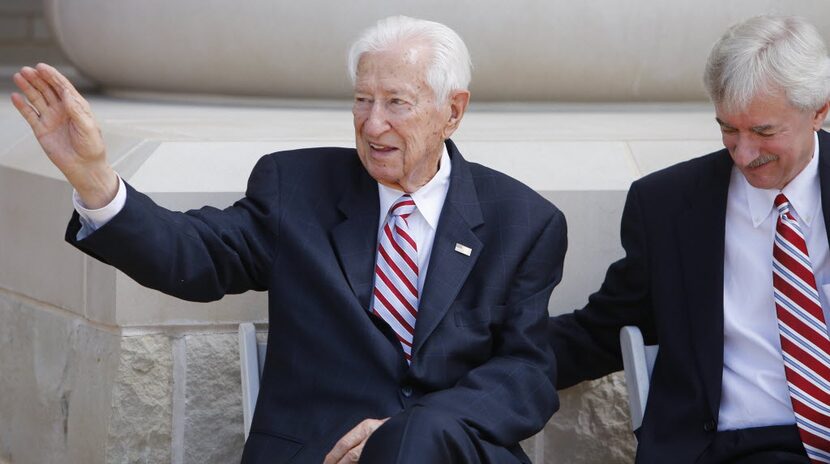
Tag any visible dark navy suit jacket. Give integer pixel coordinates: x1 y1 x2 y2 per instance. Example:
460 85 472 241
67 139 567 463
550 130 830 463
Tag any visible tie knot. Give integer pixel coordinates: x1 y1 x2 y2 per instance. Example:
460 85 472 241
774 193 791 214
389 195 416 218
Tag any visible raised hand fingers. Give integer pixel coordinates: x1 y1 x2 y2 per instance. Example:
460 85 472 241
10 91 42 130
37 63 74 94
21 65 60 106
12 69 49 117
36 63 96 127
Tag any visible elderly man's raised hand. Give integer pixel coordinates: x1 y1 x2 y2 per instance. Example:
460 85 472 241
11 63 118 209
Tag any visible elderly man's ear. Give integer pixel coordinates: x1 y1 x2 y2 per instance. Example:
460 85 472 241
812 101 830 130
442 90 471 139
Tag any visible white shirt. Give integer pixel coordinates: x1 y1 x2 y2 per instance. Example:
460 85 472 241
74 147 452 294
73 176 127 240
719 131 830 429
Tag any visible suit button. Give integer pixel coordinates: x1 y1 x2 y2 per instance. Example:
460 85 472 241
703 420 716 432
401 385 413 397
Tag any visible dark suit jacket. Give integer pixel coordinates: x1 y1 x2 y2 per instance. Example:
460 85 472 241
549 130 830 463
67 139 566 463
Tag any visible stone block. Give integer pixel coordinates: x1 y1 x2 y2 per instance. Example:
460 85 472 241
544 373 635 463
543 190 627 316
0 167 85 314
65 323 120 464
629 140 725 176
114 273 267 326
183 332 245 463
459 105 719 142
0 292 119 464
106 334 173 464
461 140 635 192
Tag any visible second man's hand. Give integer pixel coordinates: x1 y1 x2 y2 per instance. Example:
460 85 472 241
11 63 118 209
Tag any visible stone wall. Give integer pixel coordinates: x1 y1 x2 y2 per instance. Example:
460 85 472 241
0 290 118 464
0 290 249 464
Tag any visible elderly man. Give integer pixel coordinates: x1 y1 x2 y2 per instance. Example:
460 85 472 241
549 15 830 463
12 16 565 464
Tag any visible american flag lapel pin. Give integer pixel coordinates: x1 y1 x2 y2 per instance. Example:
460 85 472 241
454 243 472 256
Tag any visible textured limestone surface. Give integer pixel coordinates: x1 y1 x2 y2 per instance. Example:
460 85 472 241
0 292 119 464
183 332 245 464
106 335 173 464
544 372 636 463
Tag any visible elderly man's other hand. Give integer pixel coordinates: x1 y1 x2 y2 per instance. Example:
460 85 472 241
324 417 388 464
11 63 117 209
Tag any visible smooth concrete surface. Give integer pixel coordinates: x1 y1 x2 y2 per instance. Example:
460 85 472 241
44 0 830 101
0 167 86 314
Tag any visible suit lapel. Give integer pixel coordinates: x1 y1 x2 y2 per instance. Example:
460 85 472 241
675 151 732 420
331 170 380 311
413 141 484 356
818 131 830 240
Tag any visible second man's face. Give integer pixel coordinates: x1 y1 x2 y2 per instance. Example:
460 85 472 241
352 44 453 193
716 90 829 191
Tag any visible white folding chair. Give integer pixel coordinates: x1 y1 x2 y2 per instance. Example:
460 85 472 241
619 325 658 432
239 322 267 439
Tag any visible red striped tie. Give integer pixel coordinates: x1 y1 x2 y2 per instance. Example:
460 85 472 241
773 193 830 462
372 195 419 364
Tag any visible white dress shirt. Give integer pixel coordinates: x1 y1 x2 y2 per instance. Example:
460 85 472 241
74 147 452 293
72 176 127 240
719 131 830 429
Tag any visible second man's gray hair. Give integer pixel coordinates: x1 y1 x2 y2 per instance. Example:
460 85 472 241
346 15 472 103
703 15 830 112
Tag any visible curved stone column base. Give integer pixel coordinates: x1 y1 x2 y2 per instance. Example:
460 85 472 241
45 0 830 101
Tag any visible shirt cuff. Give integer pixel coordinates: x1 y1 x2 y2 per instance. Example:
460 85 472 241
72 176 127 236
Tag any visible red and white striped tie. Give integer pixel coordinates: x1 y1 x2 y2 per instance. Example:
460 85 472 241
372 195 419 364
773 193 830 462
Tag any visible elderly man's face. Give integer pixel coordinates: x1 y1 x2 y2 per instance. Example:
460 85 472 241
353 44 462 193
716 90 829 190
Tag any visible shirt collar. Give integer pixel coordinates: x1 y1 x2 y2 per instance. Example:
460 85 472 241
744 131 820 227
377 145 452 231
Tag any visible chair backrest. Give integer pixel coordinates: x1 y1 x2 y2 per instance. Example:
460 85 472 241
239 322 267 439
619 325 658 432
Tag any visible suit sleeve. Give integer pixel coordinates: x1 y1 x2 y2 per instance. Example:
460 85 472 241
65 154 281 302
415 208 567 446
549 182 655 388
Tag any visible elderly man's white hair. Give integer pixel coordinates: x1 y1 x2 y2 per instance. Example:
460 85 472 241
704 15 830 112
347 16 472 103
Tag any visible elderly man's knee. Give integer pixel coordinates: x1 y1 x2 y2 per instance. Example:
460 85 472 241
361 406 467 463
383 405 463 441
